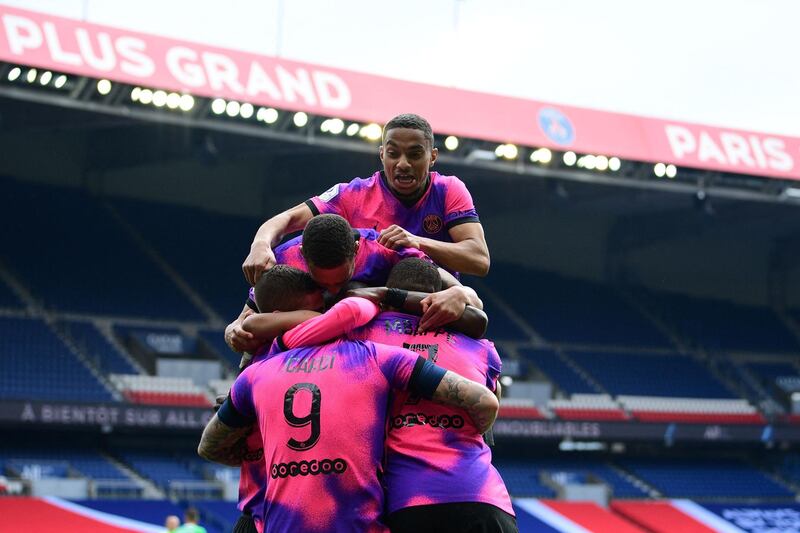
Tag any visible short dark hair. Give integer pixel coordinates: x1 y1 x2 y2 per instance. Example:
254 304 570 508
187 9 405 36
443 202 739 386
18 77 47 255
184 507 200 523
383 113 434 145
254 265 318 312
386 258 442 293
302 214 356 268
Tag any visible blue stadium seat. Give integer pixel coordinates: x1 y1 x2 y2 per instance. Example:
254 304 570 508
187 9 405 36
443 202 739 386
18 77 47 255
485 264 671 347
0 178 203 320
59 321 139 375
112 199 255 319
568 351 736 398
520 348 599 394
0 317 115 402
0 279 22 309
639 290 799 353
199 329 241 369
618 458 794 499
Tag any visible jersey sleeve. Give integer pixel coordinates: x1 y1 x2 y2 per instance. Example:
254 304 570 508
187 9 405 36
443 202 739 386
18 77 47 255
443 176 480 229
373 343 446 399
306 182 350 218
246 287 258 312
278 297 380 349
482 340 502 391
218 367 257 427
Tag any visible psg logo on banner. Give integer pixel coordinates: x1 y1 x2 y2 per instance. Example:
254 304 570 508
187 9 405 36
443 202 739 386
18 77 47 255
538 107 575 146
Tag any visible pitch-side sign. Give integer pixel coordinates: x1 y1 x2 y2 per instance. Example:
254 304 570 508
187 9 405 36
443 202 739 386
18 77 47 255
2 5 800 181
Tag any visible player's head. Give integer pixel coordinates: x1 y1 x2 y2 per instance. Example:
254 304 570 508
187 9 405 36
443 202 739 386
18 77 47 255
254 265 324 313
380 113 438 200
387 258 443 293
301 214 359 295
183 508 200 524
164 515 180 531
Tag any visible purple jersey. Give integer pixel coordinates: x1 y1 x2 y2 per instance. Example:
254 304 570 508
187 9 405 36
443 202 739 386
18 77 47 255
247 229 427 308
307 171 479 243
350 312 514 516
221 338 445 532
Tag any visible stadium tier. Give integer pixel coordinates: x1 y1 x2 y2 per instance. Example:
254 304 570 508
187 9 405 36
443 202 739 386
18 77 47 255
110 375 213 407
486 264 671 347
110 199 254 319
566 351 736 398
618 458 795 499
637 290 800 353
0 179 204 320
198 329 241 370
0 316 114 402
57 320 140 375
520 349 600 395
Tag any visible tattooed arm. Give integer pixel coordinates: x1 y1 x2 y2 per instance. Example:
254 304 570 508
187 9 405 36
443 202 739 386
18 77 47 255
197 414 253 467
431 371 499 434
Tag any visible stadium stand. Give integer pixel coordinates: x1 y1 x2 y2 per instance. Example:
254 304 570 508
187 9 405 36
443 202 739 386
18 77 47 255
0 178 204 320
57 320 140 375
617 396 765 424
498 398 547 420
111 199 254 319
199 329 241 370
548 394 629 421
494 458 650 500
110 374 212 407
567 351 736 398
520 348 599 394
637 290 800 353
617 458 795 499
486 264 671 347
0 316 115 402
0 278 23 309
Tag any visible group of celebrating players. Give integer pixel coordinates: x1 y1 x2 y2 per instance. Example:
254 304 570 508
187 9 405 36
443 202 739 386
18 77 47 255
198 114 518 533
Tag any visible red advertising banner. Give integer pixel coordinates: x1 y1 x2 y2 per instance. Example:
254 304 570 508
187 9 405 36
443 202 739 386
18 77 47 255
1 5 799 181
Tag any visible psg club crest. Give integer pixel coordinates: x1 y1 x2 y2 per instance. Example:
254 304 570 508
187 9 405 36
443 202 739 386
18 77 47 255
538 107 575 146
423 214 443 234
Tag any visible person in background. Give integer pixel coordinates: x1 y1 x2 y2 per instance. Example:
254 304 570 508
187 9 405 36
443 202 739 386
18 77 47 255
174 508 207 533
164 515 180 532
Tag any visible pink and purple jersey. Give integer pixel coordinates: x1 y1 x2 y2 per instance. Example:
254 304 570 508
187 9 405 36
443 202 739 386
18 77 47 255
219 338 446 533
349 312 514 517
236 298 381 531
307 171 479 243
247 229 427 309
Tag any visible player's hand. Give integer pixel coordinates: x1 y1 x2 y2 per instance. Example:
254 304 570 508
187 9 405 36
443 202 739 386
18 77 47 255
242 244 276 286
419 286 469 333
378 225 421 250
345 287 386 304
224 323 262 354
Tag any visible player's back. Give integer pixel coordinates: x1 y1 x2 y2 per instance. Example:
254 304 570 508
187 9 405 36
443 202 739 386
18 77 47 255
350 312 514 516
231 338 417 533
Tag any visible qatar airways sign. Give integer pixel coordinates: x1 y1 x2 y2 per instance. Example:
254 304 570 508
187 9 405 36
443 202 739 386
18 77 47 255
0 7 351 112
2 5 800 181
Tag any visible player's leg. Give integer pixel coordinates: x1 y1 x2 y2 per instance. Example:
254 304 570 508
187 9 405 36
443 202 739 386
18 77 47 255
387 502 518 533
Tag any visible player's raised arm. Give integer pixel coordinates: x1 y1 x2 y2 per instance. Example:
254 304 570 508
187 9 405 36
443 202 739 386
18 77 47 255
378 222 490 277
431 370 499 435
243 202 314 285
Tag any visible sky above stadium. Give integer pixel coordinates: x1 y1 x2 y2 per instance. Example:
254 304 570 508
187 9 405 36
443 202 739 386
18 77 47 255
2 0 797 137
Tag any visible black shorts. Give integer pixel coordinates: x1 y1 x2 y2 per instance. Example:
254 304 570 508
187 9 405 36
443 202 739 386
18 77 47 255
232 513 258 533
387 502 518 533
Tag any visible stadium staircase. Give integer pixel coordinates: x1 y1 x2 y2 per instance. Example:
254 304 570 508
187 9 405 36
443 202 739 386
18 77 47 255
46 319 123 402
100 453 164 499
103 203 224 327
